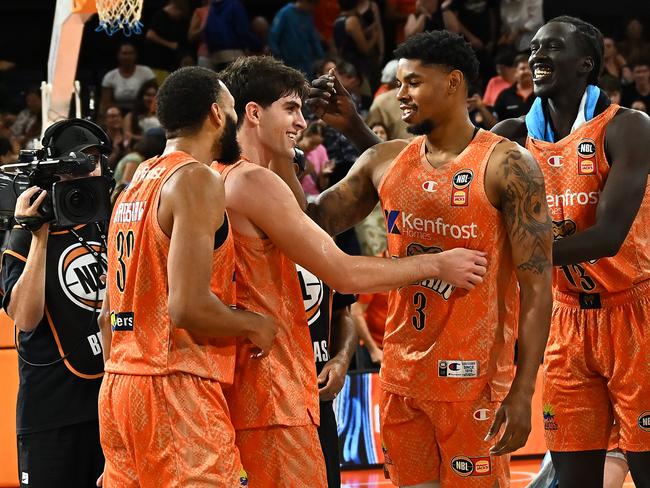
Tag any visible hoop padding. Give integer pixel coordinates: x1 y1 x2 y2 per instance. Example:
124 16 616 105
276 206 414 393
95 0 143 36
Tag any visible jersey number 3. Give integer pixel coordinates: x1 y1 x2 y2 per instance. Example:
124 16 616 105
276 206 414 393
115 230 135 293
412 292 427 331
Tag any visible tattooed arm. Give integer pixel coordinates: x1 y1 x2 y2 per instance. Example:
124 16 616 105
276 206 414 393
307 139 407 236
484 142 553 456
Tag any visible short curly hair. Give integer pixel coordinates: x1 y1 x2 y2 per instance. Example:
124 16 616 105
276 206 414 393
219 56 309 127
548 16 604 85
157 66 224 137
393 30 479 86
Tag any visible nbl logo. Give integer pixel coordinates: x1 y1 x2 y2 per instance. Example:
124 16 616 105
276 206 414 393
58 242 107 311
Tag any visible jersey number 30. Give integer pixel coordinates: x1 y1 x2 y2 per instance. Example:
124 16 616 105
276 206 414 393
115 230 135 292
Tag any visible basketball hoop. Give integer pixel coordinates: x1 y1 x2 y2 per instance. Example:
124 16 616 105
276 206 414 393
94 0 143 36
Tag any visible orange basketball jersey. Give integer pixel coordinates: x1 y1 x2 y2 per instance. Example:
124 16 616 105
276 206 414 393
378 131 518 402
526 104 650 294
214 160 320 429
106 152 237 382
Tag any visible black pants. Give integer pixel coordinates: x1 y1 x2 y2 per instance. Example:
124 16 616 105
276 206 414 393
17 420 104 488
317 400 341 488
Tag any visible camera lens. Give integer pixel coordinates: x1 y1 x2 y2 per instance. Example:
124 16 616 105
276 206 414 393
62 184 95 220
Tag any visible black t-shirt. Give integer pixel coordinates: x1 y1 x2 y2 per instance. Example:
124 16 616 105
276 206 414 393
1 224 106 434
295 264 355 375
493 84 536 121
145 10 190 71
449 0 497 45
621 84 650 109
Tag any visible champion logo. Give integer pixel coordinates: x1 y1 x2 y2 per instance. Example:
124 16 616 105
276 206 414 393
473 408 490 421
547 155 563 168
422 180 438 192
385 210 401 234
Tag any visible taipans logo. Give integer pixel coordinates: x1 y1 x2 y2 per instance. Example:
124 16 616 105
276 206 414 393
407 243 455 300
58 241 107 311
577 138 597 175
451 169 474 206
422 180 438 193
547 155 564 168
295 264 324 326
638 412 650 432
451 456 474 477
543 404 558 431
552 219 577 241
385 209 401 234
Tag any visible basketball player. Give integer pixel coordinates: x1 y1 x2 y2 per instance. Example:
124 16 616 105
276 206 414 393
305 31 554 487
490 17 650 487
214 55 489 488
98 67 278 487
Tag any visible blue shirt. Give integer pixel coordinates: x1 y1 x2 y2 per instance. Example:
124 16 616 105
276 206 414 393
269 3 324 77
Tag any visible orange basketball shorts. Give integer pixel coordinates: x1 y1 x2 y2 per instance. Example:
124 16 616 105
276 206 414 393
235 423 327 488
543 281 650 452
380 387 510 487
99 372 246 487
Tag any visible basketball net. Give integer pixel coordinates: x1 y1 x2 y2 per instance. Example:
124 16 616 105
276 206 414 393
95 0 143 36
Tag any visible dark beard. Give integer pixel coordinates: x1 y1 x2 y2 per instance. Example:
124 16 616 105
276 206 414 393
218 115 241 165
407 119 435 135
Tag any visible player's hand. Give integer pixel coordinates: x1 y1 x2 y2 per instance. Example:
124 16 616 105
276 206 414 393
485 389 532 456
369 345 383 364
432 248 487 290
318 357 348 401
306 69 361 132
245 313 278 358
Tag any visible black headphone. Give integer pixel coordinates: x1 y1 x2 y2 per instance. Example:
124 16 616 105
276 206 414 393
41 118 115 190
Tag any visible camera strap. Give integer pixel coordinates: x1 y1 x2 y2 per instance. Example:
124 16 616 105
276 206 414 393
15 216 46 232
69 223 108 267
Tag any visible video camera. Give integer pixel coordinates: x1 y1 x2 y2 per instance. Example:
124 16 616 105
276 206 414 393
0 119 113 230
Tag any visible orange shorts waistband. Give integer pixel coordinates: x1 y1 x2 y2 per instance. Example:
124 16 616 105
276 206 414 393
553 279 650 309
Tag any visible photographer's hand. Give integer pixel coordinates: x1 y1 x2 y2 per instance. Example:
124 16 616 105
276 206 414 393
7 187 50 331
15 187 49 237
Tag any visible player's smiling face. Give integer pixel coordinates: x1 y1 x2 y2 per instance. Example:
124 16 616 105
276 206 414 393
259 94 307 161
396 59 456 134
529 22 593 99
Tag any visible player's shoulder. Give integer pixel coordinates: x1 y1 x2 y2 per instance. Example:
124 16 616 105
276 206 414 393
163 161 224 199
491 116 527 146
362 138 411 163
489 138 539 176
609 105 650 136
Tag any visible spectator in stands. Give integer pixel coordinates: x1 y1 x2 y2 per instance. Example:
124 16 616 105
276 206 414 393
498 0 543 53
11 88 41 149
442 0 499 82
618 18 650 67
124 80 160 145
482 47 517 107
385 0 416 46
193 0 262 71
113 126 166 185
367 61 410 140
100 42 155 116
631 99 648 113
493 54 535 121
336 61 372 115
0 136 17 164
269 0 324 78
600 77 623 105
373 59 398 98
404 0 444 40
145 0 192 78
313 0 341 49
357 0 384 84
333 0 381 91
622 60 650 108
297 121 330 200
314 58 340 78
102 106 129 170
370 122 388 141
188 0 211 68
467 89 496 129
351 269 388 369
601 37 633 87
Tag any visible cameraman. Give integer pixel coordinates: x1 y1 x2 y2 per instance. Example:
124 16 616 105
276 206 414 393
1 119 110 487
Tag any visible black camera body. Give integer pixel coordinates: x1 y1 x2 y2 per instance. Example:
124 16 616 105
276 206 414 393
0 118 114 230
0 151 112 229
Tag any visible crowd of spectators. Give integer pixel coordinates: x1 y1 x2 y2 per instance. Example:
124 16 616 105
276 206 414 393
0 1 648 368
